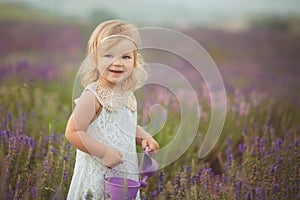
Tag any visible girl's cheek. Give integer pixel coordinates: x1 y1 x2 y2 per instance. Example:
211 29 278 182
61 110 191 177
125 60 134 67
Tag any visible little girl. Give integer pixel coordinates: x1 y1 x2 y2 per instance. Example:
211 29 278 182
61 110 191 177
65 20 159 199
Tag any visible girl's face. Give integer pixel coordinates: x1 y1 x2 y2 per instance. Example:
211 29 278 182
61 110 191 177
98 39 136 89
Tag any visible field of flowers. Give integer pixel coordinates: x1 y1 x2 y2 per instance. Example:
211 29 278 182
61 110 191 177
0 4 299 200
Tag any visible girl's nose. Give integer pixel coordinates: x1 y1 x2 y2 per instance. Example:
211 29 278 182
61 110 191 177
112 57 123 66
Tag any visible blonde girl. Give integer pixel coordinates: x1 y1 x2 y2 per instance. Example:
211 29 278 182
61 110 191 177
65 20 159 199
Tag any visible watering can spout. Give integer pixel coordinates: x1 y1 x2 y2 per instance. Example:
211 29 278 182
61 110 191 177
140 146 158 187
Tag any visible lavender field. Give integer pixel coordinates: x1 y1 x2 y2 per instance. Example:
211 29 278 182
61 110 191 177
0 4 299 200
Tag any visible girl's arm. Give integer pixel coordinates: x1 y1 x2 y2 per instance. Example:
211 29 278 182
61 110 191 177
136 125 159 153
65 90 123 167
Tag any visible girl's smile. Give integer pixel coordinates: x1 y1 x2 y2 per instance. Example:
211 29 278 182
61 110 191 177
108 67 125 75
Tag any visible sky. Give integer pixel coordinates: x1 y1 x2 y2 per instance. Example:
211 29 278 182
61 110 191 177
2 0 300 28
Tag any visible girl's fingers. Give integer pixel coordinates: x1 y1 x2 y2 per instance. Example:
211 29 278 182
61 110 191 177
141 138 160 153
117 152 123 163
141 139 148 149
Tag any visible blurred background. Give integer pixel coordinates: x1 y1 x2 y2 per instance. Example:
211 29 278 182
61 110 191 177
1 0 299 94
0 1 300 199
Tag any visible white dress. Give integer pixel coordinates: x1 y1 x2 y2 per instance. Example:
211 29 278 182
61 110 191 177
67 82 140 200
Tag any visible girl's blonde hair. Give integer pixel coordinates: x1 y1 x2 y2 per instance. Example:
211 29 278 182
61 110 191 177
82 20 147 91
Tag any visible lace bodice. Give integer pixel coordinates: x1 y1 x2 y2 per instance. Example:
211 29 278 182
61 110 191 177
67 82 139 200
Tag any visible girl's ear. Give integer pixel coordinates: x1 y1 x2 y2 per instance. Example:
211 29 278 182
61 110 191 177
134 52 142 67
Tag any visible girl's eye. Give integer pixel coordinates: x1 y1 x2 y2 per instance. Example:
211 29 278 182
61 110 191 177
122 55 131 59
103 54 113 58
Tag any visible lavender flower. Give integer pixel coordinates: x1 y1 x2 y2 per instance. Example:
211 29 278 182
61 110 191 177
274 139 283 153
183 165 190 173
236 180 242 199
9 137 15 151
191 174 199 185
214 183 219 193
226 137 231 146
31 187 37 199
158 171 164 196
259 138 265 157
245 192 249 200
63 171 68 181
274 183 279 193
8 112 12 123
226 148 231 156
44 160 49 173
227 154 233 163
51 147 56 154
238 143 247 154
256 187 261 199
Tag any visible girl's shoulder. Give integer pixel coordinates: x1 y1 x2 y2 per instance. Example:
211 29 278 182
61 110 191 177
84 82 137 113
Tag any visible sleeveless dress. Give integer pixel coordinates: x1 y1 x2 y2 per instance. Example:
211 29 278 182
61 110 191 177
67 82 140 200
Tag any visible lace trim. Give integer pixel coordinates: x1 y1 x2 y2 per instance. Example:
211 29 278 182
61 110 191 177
87 82 137 112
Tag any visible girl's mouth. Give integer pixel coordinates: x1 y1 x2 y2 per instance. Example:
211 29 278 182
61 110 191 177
109 69 124 74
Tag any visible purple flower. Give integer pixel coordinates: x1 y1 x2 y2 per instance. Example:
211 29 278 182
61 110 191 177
158 171 164 196
259 138 265 157
200 168 212 188
227 154 233 163
63 156 69 161
274 183 279 193
44 160 49 173
27 137 35 148
9 137 15 151
256 187 261 198
245 193 249 200
63 171 68 181
236 181 241 199
254 136 259 144
51 147 56 153
269 165 277 173
275 157 281 166
151 191 157 200
183 165 190 173
238 143 246 154
226 137 231 146
214 183 220 193
226 148 231 156
294 140 299 147
191 175 199 185
1 130 7 142
50 133 57 143
31 187 37 198
274 139 283 153
8 112 12 123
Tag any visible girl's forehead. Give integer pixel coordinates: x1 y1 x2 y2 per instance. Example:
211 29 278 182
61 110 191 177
103 40 136 54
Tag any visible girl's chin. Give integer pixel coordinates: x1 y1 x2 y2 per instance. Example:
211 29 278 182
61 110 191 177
107 78 123 86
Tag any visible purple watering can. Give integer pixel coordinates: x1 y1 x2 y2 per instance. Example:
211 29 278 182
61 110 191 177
104 146 158 200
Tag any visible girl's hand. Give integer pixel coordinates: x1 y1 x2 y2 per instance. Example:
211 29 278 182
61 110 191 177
141 137 159 154
102 146 123 168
